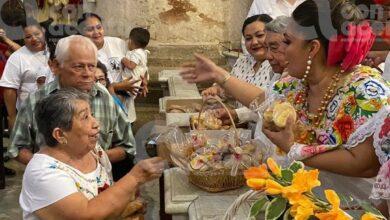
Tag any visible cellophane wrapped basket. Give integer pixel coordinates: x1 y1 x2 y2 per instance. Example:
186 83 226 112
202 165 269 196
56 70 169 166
165 97 272 192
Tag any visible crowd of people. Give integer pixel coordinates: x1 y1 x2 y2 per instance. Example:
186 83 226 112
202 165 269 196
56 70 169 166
0 0 389 219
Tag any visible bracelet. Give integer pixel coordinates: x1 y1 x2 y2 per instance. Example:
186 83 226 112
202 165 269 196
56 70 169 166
220 74 232 86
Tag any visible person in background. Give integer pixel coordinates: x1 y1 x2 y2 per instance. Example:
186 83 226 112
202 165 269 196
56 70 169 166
0 18 49 132
77 13 141 99
121 27 150 123
264 16 290 76
0 28 21 176
202 14 276 127
241 0 305 54
94 61 127 113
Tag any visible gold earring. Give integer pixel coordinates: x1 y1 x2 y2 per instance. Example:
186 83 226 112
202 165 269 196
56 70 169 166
61 138 68 145
303 55 312 82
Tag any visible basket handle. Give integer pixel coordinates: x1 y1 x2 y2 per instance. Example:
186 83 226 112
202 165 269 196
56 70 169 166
196 96 238 133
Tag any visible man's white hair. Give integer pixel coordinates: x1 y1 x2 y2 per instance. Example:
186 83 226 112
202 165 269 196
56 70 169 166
55 35 98 65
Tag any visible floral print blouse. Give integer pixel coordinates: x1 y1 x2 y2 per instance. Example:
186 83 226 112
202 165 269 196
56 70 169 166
271 66 390 160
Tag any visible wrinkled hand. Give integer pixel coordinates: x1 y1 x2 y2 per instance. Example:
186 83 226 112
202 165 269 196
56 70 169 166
129 157 165 185
116 76 141 96
262 116 295 153
140 75 148 97
213 107 238 125
201 86 222 100
180 54 228 84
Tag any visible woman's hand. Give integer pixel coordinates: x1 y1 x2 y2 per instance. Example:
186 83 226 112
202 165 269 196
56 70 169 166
128 157 165 186
180 54 229 84
262 116 295 152
214 107 238 125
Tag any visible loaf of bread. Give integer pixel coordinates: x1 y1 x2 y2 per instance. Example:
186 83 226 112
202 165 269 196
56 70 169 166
263 101 297 131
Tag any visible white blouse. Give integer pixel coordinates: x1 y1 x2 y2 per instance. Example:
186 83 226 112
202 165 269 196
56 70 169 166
230 54 280 123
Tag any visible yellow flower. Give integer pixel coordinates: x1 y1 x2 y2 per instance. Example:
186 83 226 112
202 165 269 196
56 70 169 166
291 169 321 193
265 179 284 195
247 178 266 190
315 190 351 220
361 213 381 220
244 164 270 180
267 158 282 177
290 196 316 220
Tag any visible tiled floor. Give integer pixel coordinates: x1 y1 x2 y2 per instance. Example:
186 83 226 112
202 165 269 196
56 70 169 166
0 103 163 220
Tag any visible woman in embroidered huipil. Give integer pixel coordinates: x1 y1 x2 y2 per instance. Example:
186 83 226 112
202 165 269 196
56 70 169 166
19 89 165 220
180 0 389 178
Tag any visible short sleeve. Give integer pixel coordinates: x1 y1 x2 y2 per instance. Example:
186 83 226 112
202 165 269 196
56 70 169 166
0 52 22 89
126 51 142 65
20 159 78 213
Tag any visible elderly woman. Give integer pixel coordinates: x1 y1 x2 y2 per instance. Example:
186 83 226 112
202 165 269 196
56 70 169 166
181 0 389 179
264 16 290 75
20 89 164 220
203 14 278 125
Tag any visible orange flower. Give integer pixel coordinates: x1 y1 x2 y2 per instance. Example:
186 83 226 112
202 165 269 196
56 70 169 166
247 178 266 190
267 158 282 177
290 196 316 220
291 169 321 193
315 190 351 220
265 179 284 195
244 164 270 180
361 212 382 220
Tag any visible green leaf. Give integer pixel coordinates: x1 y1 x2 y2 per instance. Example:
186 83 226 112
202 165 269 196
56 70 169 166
356 199 384 217
265 197 287 220
250 196 269 217
288 161 304 172
281 169 294 182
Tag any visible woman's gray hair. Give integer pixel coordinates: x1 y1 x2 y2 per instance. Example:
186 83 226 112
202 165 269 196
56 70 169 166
55 35 98 65
35 88 90 147
265 16 290 34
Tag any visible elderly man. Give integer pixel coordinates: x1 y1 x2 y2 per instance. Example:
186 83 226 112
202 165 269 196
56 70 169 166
264 16 290 75
8 35 136 173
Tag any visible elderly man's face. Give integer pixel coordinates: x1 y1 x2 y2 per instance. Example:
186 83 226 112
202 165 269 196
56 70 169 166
53 44 97 92
265 32 288 74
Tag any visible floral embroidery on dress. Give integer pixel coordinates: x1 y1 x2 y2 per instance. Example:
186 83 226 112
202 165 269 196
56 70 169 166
370 107 390 200
46 144 113 200
271 66 390 160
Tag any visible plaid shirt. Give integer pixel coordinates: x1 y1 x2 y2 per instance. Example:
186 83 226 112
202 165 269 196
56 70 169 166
8 79 136 158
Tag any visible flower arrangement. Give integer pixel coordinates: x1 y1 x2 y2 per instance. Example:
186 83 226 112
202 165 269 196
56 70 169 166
242 158 386 220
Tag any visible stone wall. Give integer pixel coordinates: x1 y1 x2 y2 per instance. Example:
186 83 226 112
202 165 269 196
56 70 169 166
84 0 252 47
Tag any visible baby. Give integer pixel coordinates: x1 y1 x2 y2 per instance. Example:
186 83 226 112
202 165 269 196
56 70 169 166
121 27 150 123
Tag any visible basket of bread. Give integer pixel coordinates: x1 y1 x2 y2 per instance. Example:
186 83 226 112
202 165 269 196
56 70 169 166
166 97 268 192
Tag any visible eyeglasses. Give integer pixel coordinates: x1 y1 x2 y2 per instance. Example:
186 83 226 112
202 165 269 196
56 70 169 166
71 64 97 73
96 77 106 83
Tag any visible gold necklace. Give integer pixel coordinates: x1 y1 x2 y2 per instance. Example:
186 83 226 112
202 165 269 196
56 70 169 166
295 70 344 137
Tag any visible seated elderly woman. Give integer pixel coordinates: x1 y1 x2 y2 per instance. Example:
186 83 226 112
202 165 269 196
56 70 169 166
181 0 389 180
203 14 278 125
19 89 164 220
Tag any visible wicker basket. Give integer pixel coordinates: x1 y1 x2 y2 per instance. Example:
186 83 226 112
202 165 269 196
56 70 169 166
189 168 246 193
187 97 246 192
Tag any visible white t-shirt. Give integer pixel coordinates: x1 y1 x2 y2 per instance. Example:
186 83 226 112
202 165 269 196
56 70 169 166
123 48 149 123
247 0 305 18
0 46 50 109
20 146 113 220
98 36 127 83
